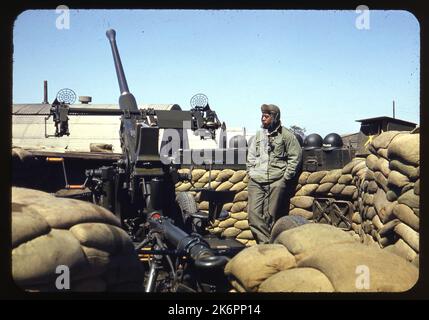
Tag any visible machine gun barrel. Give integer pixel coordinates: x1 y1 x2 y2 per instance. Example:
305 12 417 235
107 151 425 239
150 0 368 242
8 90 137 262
106 29 130 96
150 217 228 269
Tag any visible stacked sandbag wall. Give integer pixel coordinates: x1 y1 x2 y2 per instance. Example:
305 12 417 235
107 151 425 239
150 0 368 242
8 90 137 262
12 187 144 292
289 158 366 221
354 131 419 265
225 223 418 292
175 168 256 246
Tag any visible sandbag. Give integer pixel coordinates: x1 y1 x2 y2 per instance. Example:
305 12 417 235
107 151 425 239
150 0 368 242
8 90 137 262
243 174 249 183
315 183 334 194
216 181 234 191
289 208 313 220
367 181 378 194
230 201 247 213
222 202 233 211
364 169 375 181
236 230 254 240
274 223 355 256
218 218 238 229
222 227 242 238
233 191 248 202
338 174 353 185
298 171 311 185
342 159 364 174
203 181 221 190
224 244 296 292
374 172 388 192
389 160 419 181
12 193 121 229
297 242 418 292
12 229 87 286
386 190 398 202
351 161 367 175
258 268 334 292
372 131 402 149
198 170 220 184
388 134 419 166
12 209 51 248
397 189 419 210
393 204 419 231
330 184 346 195
341 185 357 197
363 194 374 206
366 207 377 220
388 170 410 189
384 239 417 263
229 170 247 184
352 212 362 224
176 182 191 192
377 148 389 159
230 181 247 192
394 223 419 252
191 169 207 181
307 171 328 184
70 223 134 255
230 211 248 220
290 196 314 210
378 219 400 237
378 201 396 224
373 188 388 215
216 169 235 182
401 183 414 194
377 158 391 177
372 215 383 230
295 184 318 196
320 169 342 184
199 201 209 211
366 154 378 171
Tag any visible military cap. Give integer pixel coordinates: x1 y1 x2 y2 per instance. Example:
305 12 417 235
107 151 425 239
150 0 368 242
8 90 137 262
261 104 281 115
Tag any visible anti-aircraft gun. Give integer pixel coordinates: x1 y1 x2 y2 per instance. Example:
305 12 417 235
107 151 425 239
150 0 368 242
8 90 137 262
45 29 243 292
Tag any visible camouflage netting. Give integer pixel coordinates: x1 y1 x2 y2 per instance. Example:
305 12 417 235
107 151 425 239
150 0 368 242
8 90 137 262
12 187 144 292
225 223 418 292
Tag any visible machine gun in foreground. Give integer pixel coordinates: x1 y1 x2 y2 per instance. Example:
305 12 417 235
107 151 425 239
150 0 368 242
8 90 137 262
45 29 244 292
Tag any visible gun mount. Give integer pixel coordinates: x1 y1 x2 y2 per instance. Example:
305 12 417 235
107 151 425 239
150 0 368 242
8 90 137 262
39 29 243 292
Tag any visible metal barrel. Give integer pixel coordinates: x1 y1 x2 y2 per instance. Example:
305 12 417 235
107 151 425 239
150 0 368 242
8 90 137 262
106 29 130 96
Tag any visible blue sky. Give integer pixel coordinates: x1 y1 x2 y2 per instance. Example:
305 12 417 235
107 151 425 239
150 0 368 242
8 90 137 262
13 9 420 136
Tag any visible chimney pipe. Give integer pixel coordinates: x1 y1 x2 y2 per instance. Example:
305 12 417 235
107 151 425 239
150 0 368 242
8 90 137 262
42 80 49 104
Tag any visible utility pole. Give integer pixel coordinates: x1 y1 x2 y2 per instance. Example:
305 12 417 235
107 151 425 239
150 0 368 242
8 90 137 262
392 100 395 119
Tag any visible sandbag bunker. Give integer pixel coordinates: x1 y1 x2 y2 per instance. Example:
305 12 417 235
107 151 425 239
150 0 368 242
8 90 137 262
12 187 144 292
175 130 420 292
11 131 420 292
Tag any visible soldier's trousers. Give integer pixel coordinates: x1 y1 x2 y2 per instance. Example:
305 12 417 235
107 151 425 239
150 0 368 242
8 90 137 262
247 177 296 244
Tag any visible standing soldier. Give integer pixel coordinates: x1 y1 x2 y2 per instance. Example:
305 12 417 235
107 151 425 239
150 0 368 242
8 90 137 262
246 104 302 244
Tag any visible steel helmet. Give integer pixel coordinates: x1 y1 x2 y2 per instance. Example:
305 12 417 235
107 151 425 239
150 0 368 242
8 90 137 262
322 133 343 151
303 133 323 150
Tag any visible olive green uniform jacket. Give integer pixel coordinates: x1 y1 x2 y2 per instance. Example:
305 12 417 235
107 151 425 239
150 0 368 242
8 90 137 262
247 125 302 184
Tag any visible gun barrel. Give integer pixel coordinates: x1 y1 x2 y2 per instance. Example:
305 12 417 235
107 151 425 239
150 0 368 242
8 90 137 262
106 29 130 95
